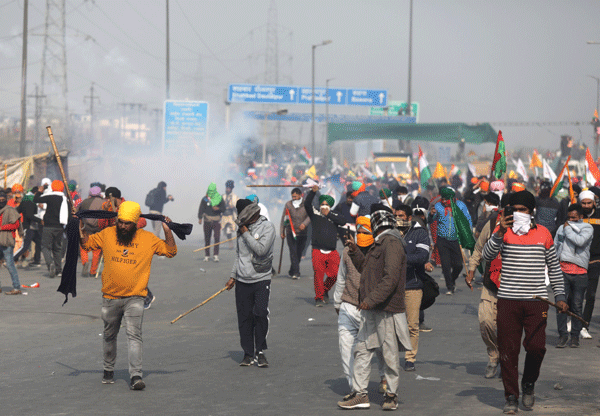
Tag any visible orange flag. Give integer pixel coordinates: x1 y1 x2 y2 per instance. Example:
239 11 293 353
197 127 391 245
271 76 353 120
585 148 600 185
530 150 543 169
566 165 576 204
433 162 446 179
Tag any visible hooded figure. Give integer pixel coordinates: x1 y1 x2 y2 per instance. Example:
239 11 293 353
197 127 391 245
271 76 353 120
198 182 226 262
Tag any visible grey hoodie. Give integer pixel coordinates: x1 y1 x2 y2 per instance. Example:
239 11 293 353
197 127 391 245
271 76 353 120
554 220 594 270
231 216 276 284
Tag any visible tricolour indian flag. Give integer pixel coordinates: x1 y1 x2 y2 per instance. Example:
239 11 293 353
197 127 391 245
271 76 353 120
418 145 432 188
450 164 461 177
300 147 311 164
585 148 600 186
550 157 570 199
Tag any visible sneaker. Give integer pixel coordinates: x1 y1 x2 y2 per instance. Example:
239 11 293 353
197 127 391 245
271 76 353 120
240 354 254 366
315 299 324 307
570 337 580 348
102 370 115 384
381 393 398 411
203 256 210 262
4 289 22 295
130 376 145 390
503 395 518 414
55 272 62 278
581 328 592 339
30 262 42 268
323 292 329 304
378 378 388 394
556 335 569 348
290 275 299 280
337 392 370 410
404 361 415 372
419 323 432 332
213 255 219 262
256 352 269 368
484 363 498 379
144 296 156 310
521 382 535 410
445 290 453 296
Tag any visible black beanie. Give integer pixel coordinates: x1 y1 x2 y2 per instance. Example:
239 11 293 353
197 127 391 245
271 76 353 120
105 186 121 199
508 190 536 212
483 192 500 206
236 198 253 214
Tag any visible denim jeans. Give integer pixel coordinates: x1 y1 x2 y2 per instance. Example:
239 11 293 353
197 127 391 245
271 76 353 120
557 272 588 338
101 296 144 378
0 245 20 289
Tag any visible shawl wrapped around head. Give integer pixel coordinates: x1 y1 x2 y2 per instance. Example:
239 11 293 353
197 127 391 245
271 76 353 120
58 210 193 305
206 182 222 206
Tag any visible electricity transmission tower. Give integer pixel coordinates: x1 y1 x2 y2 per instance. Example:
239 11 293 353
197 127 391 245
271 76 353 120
40 0 70 150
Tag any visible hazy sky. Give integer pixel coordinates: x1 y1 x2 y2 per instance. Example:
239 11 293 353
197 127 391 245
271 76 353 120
2 0 600 151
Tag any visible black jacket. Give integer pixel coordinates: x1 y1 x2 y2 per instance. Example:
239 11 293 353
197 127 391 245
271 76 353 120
403 218 431 290
148 187 170 213
33 192 64 228
584 208 600 262
198 197 226 220
17 200 40 229
305 190 346 251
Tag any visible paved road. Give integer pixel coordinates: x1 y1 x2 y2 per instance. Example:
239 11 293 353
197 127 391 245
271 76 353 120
1 239 599 415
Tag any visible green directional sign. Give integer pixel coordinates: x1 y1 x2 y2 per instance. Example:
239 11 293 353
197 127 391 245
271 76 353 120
370 101 419 121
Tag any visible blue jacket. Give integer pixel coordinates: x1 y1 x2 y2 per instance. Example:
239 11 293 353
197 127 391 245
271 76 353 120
404 219 431 290
433 200 472 241
554 220 594 270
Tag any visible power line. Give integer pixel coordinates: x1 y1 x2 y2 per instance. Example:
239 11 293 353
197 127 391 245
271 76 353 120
173 0 244 80
488 121 590 126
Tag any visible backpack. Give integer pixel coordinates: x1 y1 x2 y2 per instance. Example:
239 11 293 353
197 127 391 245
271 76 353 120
145 188 157 207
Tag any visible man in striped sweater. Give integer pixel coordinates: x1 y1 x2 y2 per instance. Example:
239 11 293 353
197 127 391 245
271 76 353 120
482 190 568 415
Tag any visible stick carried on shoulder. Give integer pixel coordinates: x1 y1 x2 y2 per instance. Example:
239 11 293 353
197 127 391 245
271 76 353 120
532 295 588 327
171 287 228 324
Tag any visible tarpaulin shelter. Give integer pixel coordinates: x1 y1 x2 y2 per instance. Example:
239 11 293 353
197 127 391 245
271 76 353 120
0 150 69 190
327 122 498 145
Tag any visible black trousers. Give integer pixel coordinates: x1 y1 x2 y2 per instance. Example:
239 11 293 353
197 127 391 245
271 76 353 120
42 226 63 271
582 261 600 328
235 280 270 357
286 232 307 276
31 227 42 263
437 236 463 291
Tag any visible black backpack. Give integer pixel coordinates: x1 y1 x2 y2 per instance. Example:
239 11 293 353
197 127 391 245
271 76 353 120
420 272 440 310
145 188 157 207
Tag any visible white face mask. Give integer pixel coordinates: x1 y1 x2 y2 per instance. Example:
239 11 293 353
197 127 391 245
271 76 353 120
320 205 330 215
292 198 302 209
512 212 531 235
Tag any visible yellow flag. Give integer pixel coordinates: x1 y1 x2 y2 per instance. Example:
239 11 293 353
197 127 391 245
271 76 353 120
305 165 318 179
433 162 446 179
530 150 543 169
595 109 599 119
509 170 518 179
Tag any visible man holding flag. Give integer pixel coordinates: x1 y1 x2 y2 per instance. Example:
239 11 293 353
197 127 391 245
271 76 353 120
430 187 473 295
280 188 310 279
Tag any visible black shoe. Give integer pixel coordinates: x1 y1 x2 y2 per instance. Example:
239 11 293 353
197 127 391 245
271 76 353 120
419 323 432 332
404 361 415 372
503 395 518 414
570 337 580 348
102 370 114 384
239 354 254 366
130 376 145 390
521 382 535 410
556 335 569 348
256 352 269 368
48 263 56 278
323 292 329 304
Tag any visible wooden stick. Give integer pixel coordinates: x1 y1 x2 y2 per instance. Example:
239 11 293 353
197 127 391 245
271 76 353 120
46 126 74 214
193 236 236 253
247 184 301 188
171 287 228 324
532 295 589 327
95 255 103 279
277 235 285 274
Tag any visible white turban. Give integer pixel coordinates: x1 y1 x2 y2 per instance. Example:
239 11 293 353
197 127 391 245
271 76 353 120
578 190 595 202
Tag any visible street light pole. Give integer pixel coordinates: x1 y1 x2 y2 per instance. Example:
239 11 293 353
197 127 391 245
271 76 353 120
588 75 600 159
311 40 332 166
262 109 288 181
325 78 334 171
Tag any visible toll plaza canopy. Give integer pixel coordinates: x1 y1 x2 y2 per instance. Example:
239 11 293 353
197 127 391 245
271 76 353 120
327 122 498 145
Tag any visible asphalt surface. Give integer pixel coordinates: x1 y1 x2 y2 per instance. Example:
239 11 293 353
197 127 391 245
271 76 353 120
1 238 599 416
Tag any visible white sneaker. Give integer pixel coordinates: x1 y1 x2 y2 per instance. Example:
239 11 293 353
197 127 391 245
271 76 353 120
203 256 210 262
581 328 592 339
213 255 219 262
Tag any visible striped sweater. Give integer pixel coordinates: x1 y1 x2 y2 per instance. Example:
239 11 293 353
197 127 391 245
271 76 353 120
482 225 566 302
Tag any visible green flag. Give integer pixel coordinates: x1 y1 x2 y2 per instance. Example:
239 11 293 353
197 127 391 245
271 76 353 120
451 199 475 251
491 130 506 180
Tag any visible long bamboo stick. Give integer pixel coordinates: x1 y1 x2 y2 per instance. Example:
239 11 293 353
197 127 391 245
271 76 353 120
171 287 228 324
193 236 237 253
46 126 74 214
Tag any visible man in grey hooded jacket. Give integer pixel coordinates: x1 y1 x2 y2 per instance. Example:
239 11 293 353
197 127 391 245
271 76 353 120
554 203 593 348
226 199 276 367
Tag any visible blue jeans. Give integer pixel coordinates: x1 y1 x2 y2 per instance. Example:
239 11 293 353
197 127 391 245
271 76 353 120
0 245 20 289
101 296 144 378
557 272 588 338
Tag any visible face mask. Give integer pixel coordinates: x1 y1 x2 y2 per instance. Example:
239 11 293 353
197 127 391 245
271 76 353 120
512 212 531 235
292 199 302 209
486 204 498 212
357 233 374 247
320 206 330 215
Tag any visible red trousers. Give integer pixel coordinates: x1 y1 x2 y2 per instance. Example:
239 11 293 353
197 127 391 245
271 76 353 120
312 249 340 300
81 248 102 274
497 298 549 399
